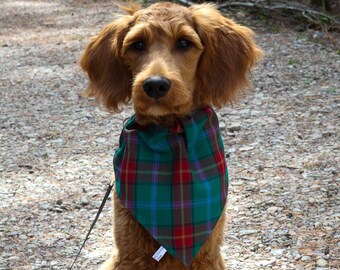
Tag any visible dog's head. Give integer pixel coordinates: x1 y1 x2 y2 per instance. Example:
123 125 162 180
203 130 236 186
81 2 262 124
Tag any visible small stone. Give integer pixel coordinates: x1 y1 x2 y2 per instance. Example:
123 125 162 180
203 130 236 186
80 196 89 206
239 146 254 152
227 148 236 153
228 122 241 132
310 133 323 140
250 245 259 252
49 138 64 144
301 256 312 261
295 254 301 261
50 261 58 266
308 198 316 204
56 199 63 205
271 249 285 256
314 221 321 227
95 137 106 143
19 234 27 240
299 248 314 256
261 258 276 266
219 122 227 130
239 229 258 236
8 256 20 261
41 203 52 210
311 185 321 190
317 258 328 267
53 207 63 213
227 235 239 241
293 208 303 214
268 206 279 215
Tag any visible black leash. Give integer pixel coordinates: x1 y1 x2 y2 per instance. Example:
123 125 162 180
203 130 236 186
70 179 114 270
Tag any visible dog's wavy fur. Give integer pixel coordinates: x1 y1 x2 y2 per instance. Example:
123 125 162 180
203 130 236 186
81 2 262 269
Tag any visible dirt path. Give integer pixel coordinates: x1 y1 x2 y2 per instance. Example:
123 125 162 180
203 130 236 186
0 1 339 269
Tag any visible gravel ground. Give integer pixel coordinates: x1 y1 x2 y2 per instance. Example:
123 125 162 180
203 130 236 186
0 1 339 269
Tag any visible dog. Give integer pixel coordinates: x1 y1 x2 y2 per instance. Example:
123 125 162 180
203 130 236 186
80 2 262 269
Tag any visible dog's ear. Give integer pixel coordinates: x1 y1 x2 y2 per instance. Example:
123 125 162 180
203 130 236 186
115 2 142 15
190 4 263 107
80 16 134 112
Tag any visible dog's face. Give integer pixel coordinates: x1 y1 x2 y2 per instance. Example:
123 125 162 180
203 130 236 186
121 4 204 119
81 2 262 125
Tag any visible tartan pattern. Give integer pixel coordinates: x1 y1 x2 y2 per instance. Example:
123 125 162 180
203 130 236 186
113 106 229 266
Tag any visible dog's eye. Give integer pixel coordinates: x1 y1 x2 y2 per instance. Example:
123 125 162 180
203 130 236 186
132 41 145 51
177 39 191 50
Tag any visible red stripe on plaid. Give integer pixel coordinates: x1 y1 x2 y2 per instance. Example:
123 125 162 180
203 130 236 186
217 148 228 200
173 226 194 248
216 148 226 176
121 140 137 204
173 159 191 184
121 159 137 183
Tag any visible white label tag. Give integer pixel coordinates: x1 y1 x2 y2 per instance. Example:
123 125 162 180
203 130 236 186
152 246 167 262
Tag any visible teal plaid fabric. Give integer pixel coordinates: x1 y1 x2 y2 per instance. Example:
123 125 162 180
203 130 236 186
113 106 228 266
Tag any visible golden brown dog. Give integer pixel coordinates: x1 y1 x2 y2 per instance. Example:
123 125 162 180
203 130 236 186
81 2 262 269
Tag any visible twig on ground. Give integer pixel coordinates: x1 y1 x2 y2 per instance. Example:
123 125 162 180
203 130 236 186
175 0 195 7
175 0 339 31
218 0 339 30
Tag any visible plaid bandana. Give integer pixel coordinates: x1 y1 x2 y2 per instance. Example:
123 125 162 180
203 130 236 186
113 106 228 266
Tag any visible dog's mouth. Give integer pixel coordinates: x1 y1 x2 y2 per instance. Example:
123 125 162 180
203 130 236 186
141 102 189 116
133 92 192 117
132 75 193 118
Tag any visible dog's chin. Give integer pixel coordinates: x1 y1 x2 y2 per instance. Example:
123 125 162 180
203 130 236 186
142 95 193 113
143 105 171 116
144 102 192 116
134 100 193 126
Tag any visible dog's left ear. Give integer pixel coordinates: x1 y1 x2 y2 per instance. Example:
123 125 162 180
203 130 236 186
80 4 141 112
190 4 263 107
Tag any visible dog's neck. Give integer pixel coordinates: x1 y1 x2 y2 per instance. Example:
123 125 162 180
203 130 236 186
135 114 180 127
134 102 211 127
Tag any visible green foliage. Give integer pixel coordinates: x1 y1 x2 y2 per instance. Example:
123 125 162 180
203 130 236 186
136 0 150 7
304 78 313 84
287 58 299 65
325 87 336 94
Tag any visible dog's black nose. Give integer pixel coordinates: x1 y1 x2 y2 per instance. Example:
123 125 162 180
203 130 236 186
143 76 171 99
